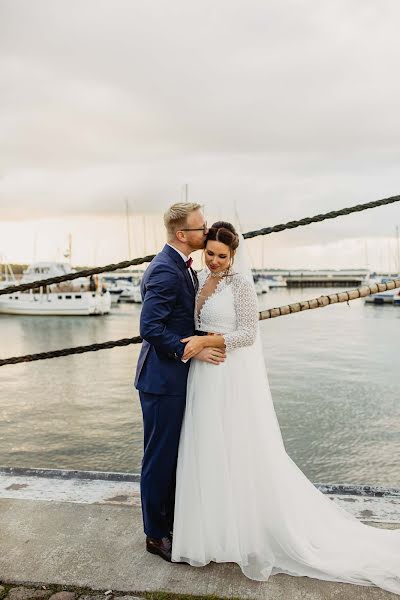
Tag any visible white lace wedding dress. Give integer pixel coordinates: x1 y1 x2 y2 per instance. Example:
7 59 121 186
171 268 400 594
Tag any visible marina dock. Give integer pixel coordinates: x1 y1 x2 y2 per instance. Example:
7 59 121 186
1 468 399 600
254 269 371 288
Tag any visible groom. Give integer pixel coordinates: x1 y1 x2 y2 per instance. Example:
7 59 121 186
135 202 226 562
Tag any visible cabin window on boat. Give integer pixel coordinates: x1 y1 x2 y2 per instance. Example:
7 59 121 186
65 295 72 299
75 295 82 299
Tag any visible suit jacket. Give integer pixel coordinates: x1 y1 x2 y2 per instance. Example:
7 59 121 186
134 244 196 395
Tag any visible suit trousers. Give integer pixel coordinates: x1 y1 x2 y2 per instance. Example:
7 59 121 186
139 390 186 538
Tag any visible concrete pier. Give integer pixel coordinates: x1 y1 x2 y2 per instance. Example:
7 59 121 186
1 469 399 600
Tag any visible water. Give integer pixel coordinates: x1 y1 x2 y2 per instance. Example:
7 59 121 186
1 287 399 487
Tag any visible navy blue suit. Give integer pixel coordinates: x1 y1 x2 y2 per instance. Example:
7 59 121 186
135 244 196 538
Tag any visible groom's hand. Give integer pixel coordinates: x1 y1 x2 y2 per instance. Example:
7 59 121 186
194 347 226 365
181 335 206 361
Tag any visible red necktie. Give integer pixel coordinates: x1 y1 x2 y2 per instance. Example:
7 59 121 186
185 257 193 268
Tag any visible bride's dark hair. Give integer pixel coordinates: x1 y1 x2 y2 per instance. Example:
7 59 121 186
205 221 240 253
204 222 240 274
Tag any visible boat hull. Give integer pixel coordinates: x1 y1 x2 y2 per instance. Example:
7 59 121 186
365 293 395 304
0 291 111 316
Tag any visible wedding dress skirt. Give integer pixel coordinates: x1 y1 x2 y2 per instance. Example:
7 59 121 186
171 272 400 594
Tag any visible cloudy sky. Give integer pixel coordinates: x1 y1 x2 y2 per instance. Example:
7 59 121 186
1 0 400 270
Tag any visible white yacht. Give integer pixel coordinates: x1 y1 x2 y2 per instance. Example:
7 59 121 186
264 274 287 288
102 273 142 304
119 281 142 303
0 262 111 316
253 277 269 295
101 277 126 304
364 276 399 305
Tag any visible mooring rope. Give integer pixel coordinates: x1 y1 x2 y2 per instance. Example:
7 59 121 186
259 279 400 319
242 193 400 239
1 193 399 296
0 336 142 367
0 254 156 296
1 279 398 367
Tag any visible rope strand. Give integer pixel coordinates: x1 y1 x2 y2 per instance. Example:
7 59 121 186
1 279 398 367
1 193 399 296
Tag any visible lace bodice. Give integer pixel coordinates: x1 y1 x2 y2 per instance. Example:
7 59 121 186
195 269 259 352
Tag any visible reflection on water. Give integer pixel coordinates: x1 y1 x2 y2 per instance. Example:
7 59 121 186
0 287 399 486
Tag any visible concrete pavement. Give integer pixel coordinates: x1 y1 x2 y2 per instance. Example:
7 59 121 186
0 470 399 600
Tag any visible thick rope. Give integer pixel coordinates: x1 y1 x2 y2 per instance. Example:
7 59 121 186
0 336 142 367
1 279 398 367
242 193 400 239
260 279 400 320
0 254 156 296
1 193 399 296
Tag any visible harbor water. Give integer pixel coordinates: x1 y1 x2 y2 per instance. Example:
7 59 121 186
0 286 399 487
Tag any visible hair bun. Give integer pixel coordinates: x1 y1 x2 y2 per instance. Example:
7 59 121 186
206 221 239 252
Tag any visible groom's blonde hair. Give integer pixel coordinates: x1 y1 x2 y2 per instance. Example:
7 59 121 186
164 202 201 239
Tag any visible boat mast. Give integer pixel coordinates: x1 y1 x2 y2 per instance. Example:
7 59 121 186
68 234 72 267
262 236 266 271
125 198 132 259
33 231 37 263
63 234 72 267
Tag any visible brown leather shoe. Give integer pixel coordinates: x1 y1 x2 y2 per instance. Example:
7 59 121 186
146 536 172 562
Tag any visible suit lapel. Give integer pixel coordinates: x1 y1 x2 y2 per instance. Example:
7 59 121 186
162 245 196 297
190 267 199 294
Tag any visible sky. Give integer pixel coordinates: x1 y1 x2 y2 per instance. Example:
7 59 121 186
1 0 400 271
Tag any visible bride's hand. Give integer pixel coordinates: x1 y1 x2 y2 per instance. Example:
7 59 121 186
181 336 206 360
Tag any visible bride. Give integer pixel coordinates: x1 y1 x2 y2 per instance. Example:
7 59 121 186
171 221 400 595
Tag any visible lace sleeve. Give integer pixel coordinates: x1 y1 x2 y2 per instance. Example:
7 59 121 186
223 275 259 351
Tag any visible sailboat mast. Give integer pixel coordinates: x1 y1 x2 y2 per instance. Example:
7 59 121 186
125 198 132 259
68 233 72 267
